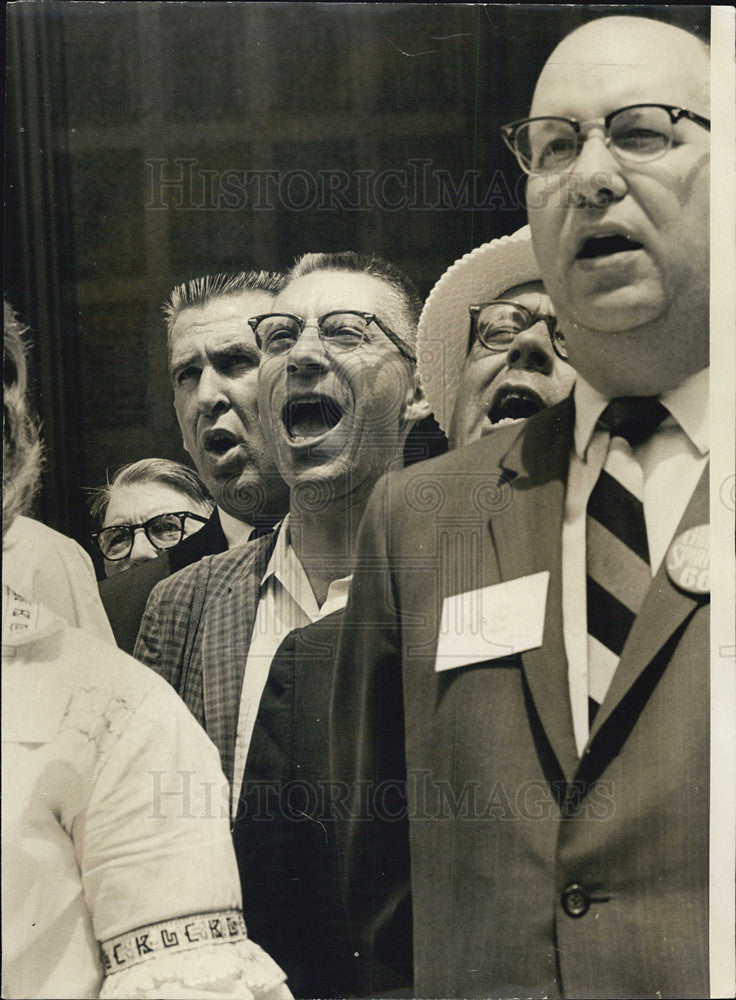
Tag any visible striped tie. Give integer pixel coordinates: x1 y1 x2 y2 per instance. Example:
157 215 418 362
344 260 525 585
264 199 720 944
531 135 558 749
586 397 668 727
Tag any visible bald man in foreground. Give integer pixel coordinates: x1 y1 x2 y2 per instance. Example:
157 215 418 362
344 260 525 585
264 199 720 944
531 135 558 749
330 16 711 997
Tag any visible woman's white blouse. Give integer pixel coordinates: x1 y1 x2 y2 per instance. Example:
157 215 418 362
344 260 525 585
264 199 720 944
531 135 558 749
3 516 115 643
1 587 290 1000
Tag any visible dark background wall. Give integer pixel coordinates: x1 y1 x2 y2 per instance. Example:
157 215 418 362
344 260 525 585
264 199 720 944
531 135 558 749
5 2 708 558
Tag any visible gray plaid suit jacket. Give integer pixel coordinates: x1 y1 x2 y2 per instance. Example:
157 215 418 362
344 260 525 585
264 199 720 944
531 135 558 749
134 532 278 792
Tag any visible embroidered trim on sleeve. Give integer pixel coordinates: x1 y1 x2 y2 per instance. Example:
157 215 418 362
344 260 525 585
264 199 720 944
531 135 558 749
100 909 247 974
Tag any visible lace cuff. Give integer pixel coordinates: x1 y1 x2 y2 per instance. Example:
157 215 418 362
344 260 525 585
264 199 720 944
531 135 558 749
99 911 287 1000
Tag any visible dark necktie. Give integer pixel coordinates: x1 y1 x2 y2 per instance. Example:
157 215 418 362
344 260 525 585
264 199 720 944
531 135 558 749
586 397 668 727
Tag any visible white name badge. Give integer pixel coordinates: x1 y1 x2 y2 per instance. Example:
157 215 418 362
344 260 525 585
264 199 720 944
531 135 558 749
435 571 549 673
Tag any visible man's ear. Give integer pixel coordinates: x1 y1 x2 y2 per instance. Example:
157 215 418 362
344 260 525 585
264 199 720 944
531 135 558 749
402 373 432 427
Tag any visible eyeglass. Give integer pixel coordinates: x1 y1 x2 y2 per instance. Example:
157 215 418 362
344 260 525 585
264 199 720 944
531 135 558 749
248 311 417 363
91 511 209 561
468 300 569 361
501 103 710 175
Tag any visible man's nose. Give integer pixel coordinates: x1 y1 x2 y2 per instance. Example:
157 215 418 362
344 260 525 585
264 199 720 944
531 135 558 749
128 527 158 567
196 365 229 415
506 322 555 375
567 132 627 208
286 323 330 375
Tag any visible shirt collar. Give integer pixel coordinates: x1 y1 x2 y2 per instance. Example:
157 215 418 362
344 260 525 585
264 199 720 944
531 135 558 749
261 514 293 587
267 516 320 618
260 515 351 620
217 507 254 549
573 366 710 460
572 377 609 460
661 366 709 457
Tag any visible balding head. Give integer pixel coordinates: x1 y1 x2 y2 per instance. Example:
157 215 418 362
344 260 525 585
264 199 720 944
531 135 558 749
532 17 709 121
525 16 710 397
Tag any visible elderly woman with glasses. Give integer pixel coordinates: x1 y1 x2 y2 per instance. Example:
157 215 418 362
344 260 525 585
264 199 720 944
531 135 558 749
90 459 213 577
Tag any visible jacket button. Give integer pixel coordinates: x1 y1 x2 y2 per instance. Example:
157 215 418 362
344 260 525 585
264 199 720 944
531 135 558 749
561 883 590 918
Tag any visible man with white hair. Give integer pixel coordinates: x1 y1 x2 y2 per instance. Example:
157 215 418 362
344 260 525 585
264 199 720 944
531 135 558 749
331 15 711 998
417 225 575 448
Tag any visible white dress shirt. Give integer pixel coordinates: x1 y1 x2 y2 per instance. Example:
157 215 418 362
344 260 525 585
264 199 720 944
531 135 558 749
563 367 710 756
231 516 351 816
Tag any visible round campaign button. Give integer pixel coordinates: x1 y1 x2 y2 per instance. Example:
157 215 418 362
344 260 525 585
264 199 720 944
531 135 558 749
665 524 709 596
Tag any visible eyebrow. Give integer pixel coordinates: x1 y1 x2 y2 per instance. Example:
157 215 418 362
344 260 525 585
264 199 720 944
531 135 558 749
206 342 261 366
170 341 260 379
169 351 198 382
474 303 557 323
504 303 557 327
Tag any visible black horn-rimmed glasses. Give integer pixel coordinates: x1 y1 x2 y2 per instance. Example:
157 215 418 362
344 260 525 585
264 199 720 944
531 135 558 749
92 511 209 561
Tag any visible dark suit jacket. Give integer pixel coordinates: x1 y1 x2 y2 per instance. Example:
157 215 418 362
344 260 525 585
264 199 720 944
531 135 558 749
232 611 406 998
330 397 710 999
99 509 229 654
136 541 401 997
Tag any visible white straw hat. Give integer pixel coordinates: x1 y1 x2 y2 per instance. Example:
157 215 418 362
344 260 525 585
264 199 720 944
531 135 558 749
417 226 540 433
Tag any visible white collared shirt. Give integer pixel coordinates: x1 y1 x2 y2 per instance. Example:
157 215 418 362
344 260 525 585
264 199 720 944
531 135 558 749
563 367 710 756
231 515 351 816
218 507 254 549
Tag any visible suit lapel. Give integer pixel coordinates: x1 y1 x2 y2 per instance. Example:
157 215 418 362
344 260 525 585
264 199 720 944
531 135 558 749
201 533 278 789
588 462 709 744
490 397 580 783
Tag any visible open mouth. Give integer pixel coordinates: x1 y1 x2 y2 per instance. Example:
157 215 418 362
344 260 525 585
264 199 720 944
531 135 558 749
576 233 644 260
488 386 545 425
282 397 344 441
203 428 239 457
